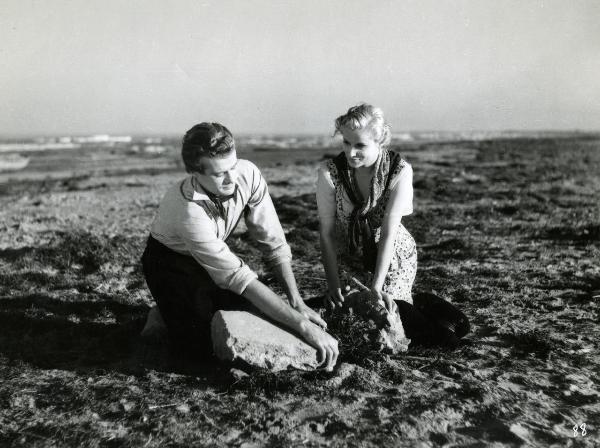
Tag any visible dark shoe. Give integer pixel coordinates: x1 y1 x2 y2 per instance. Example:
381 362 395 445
140 306 168 344
396 300 458 348
396 300 436 346
412 292 470 338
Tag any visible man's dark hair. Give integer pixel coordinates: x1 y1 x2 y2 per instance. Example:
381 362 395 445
181 122 235 173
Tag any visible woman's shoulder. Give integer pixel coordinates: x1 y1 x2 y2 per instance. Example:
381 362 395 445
320 152 346 178
392 156 412 177
320 151 345 168
318 158 334 174
317 158 336 189
388 156 413 190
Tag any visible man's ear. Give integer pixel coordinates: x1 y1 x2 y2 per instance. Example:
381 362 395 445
191 163 205 176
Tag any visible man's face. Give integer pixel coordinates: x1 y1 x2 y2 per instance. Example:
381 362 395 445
193 151 238 196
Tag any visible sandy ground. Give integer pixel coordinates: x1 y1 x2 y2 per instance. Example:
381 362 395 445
0 137 599 447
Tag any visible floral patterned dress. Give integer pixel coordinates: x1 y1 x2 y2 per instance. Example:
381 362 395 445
316 153 418 304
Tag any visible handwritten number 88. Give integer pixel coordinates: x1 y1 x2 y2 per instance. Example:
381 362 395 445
573 423 587 437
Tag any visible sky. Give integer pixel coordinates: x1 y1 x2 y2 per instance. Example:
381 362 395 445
1 0 599 136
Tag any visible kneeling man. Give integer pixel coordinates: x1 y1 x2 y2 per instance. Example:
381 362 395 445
142 122 338 370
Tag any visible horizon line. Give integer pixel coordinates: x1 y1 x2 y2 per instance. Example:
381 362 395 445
1 128 599 140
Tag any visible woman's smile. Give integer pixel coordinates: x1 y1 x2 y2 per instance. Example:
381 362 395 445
340 127 380 168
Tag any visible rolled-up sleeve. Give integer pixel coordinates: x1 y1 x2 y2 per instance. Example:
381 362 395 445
179 205 257 295
244 167 292 268
316 162 336 228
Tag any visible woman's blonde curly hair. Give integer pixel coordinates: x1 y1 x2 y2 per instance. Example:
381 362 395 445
334 103 392 148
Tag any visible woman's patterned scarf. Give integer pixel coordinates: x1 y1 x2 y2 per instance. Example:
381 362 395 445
332 149 401 272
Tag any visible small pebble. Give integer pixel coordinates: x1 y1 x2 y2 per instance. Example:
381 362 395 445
176 404 190 414
230 368 249 381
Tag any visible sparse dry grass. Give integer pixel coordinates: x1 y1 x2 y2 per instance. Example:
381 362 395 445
0 137 599 447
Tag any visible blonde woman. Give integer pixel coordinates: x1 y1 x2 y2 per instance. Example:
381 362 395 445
317 104 469 346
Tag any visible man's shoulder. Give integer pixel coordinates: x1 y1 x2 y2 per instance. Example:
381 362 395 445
159 178 187 203
160 177 208 216
236 158 261 175
236 159 265 192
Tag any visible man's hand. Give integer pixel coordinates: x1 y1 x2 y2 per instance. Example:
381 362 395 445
325 287 345 310
299 320 339 372
242 280 339 371
293 300 328 329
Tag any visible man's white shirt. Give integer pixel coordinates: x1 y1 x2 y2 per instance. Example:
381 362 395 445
150 159 292 295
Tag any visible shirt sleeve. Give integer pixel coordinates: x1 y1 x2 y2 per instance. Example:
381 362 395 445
316 161 336 228
178 204 257 295
244 165 292 268
385 162 414 218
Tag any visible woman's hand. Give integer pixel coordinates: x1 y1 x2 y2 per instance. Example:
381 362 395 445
293 299 328 329
325 287 345 310
299 320 339 371
370 287 397 314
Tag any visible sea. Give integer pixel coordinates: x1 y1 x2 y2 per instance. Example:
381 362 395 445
0 131 595 183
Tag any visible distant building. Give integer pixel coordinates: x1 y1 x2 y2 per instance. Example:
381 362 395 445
74 135 132 144
143 145 168 154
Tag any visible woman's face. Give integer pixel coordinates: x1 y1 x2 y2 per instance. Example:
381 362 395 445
340 126 380 169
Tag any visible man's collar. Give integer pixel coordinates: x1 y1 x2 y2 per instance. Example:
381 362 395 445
181 177 210 202
184 176 236 203
192 188 210 202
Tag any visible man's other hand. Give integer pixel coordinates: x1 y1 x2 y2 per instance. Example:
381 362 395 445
299 321 339 372
293 300 328 329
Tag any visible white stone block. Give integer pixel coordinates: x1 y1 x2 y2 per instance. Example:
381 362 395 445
211 311 319 372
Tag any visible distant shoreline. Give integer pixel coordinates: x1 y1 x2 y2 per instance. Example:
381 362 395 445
2 130 599 152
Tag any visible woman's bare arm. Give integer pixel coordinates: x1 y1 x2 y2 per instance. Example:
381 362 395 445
370 171 412 311
316 163 345 308
319 221 345 308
